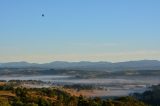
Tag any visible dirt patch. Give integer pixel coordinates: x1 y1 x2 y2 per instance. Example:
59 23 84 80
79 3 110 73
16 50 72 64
0 82 6 86
0 91 15 97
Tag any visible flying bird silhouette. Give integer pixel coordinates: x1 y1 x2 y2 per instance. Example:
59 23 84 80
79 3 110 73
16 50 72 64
42 14 45 17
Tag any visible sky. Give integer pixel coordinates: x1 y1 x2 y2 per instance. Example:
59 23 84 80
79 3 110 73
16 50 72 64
0 0 160 63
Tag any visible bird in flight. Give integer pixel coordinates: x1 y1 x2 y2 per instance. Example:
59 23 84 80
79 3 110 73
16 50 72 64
42 14 45 17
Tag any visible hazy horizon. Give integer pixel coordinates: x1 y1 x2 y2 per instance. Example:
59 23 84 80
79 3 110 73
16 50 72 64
0 59 160 64
0 0 160 63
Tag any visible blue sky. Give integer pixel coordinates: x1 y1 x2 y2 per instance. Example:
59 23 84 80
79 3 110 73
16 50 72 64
0 0 160 63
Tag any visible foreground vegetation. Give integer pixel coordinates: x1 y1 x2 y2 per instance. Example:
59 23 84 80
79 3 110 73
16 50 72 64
132 84 160 106
0 81 160 106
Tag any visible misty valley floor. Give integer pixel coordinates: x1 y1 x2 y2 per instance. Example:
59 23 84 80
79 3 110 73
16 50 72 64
0 75 159 97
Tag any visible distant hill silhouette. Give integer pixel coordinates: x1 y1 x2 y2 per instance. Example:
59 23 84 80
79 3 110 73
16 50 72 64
0 60 160 71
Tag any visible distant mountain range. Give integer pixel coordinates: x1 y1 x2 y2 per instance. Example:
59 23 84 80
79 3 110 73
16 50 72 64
0 60 160 71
